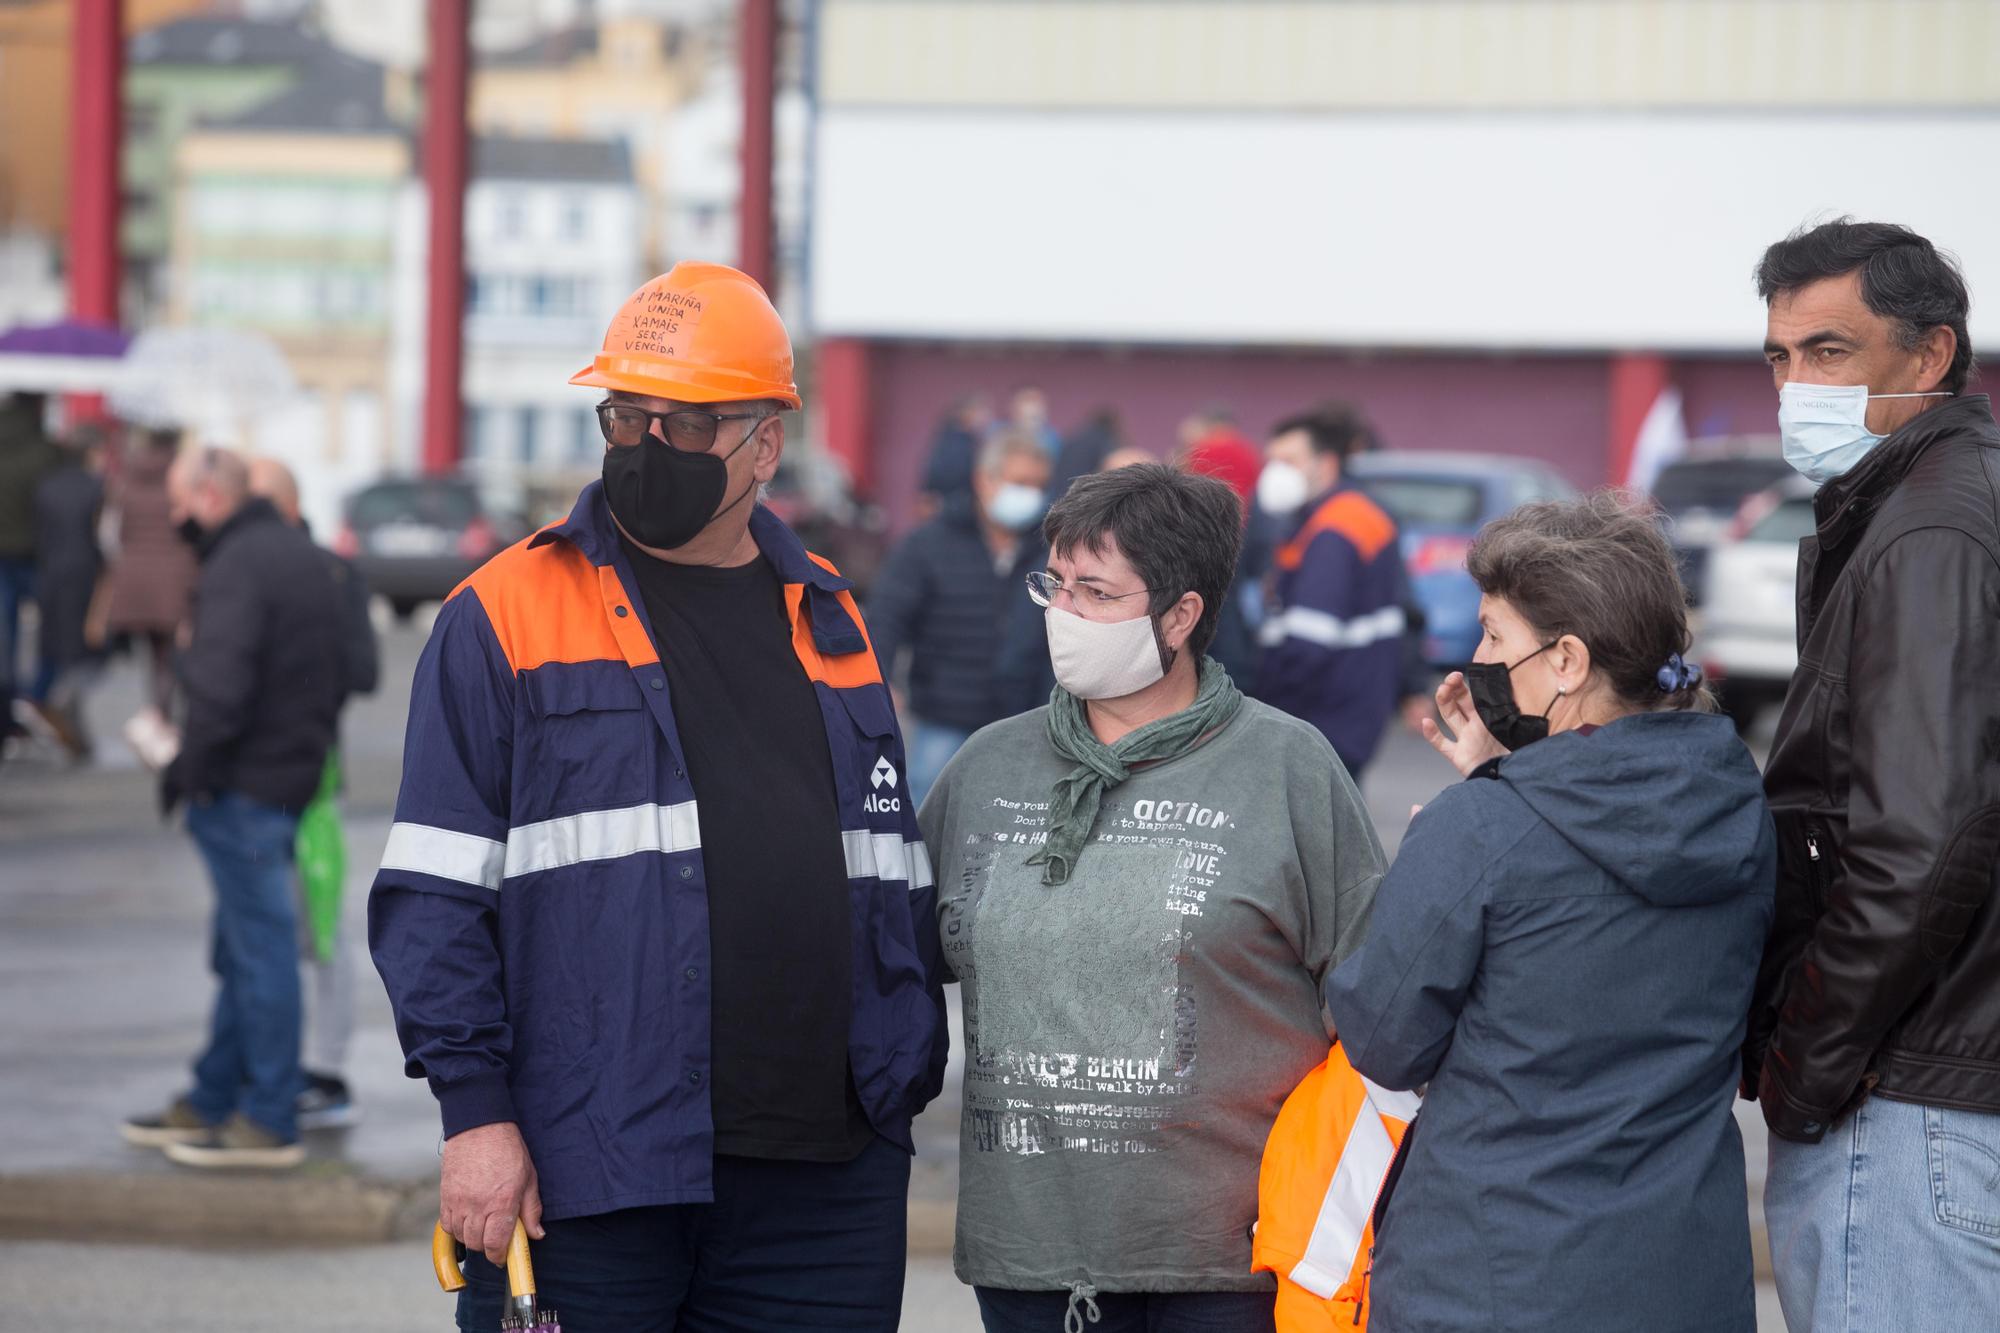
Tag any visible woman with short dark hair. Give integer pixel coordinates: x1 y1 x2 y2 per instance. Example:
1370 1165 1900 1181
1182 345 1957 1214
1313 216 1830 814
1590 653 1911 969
922 463 1386 1332
1324 492 1775 1332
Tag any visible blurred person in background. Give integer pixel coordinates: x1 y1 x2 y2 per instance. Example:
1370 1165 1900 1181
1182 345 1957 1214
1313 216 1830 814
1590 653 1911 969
0 390 60 751
1253 405 1413 776
1746 220 2000 1332
372 263 946 1330
1047 405 1124 498
103 427 198 720
120 447 345 1170
1178 410 1269 691
921 392 997 514
248 457 379 1133
869 430 1052 805
1325 495 1772 1333
27 422 107 759
1007 384 1062 456
923 464 1383 1333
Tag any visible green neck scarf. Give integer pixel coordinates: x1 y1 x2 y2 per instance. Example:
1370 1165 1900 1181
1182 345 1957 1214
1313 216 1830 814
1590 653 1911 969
1027 657 1244 886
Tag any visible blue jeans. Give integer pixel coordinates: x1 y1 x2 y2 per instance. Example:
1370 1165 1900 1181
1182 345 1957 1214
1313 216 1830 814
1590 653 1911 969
907 719 973 811
455 1137 910 1331
0 555 34 717
975 1286 1274 1333
185 792 304 1141
1766 1093 2000 1331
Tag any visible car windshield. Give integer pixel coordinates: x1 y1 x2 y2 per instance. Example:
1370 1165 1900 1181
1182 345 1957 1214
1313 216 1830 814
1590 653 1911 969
1652 459 1793 516
351 483 479 528
1747 497 1817 544
1356 476 1486 528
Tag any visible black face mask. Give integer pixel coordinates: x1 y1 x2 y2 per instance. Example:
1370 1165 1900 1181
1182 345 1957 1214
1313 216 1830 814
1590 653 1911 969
1463 641 1559 751
175 517 206 549
601 426 758 551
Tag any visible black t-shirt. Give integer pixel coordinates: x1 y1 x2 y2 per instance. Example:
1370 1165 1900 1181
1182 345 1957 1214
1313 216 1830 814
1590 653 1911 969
619 536 876 1161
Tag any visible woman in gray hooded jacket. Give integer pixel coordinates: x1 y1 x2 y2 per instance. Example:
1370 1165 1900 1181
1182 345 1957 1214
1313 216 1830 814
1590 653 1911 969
1324 493 1775 1333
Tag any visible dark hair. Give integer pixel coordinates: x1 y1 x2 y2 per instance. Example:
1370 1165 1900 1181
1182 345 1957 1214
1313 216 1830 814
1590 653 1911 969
1269 402 1376 460
1466 491 1713 714
1042 463 1244 660
1755 218 1975 395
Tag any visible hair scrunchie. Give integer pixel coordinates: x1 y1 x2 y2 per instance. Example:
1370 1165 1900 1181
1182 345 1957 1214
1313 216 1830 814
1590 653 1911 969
1657 652 1703 693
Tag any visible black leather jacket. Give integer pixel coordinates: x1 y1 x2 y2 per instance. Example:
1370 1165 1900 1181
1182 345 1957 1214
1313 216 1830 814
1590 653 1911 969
1748 394 2000 1142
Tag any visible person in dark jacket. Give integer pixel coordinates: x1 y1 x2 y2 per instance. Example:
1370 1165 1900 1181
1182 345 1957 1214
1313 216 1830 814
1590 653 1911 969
869 430 1051 804
249 456 378 1132
1253 405 1414 776
919 393 995 513
29 425 106 758
0 391 60 745
118 446 345 1170
1747 220 2000 1331
1325 494 1774 1333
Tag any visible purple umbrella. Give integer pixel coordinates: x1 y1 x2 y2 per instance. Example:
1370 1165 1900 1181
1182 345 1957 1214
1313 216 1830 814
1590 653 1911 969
0 320 131 358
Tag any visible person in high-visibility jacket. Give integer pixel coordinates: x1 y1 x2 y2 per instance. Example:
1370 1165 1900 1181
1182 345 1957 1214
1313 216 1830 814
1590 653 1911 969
1254 1043 1418 1331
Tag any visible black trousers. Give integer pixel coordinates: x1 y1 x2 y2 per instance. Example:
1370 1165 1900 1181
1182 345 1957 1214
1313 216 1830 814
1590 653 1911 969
455 1137 910 1332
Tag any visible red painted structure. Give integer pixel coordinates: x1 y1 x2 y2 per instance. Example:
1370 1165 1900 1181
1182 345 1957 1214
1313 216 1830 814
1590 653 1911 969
422 0 470 475
738 0 777 292
68 1 123 332
1606 351 1672 486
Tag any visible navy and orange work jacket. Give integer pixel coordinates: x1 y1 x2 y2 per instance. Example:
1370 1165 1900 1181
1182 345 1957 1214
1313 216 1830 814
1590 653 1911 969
368 483 948 1221
1255 484 1407 773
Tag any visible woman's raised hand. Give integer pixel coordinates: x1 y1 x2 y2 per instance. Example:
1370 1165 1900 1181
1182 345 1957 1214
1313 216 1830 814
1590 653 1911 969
1420 672 1511 778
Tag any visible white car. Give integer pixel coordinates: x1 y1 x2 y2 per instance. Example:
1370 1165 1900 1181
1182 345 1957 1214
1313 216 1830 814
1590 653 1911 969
1695 479 1817 733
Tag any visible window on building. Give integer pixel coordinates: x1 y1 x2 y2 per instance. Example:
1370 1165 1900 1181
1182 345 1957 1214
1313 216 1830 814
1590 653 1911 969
561 198 587 241
498 191 527 240
518 406 538 464
572 407 597 464
463 405 486 460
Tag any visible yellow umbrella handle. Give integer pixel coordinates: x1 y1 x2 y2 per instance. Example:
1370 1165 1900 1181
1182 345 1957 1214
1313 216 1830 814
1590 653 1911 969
431 1221 465 1292
431 1218 535 1303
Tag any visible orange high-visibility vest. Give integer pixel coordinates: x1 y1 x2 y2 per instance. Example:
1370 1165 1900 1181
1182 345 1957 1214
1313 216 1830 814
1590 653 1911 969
1253 1043 1419 1331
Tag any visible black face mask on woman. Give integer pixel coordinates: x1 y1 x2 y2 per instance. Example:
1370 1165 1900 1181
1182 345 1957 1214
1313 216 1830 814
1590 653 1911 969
601 426 759 551
1462 641 1559 751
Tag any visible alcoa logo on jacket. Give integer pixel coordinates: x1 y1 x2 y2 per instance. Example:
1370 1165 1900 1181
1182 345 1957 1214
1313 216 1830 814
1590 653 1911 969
1254 1042 1419 1332
866 755 901 813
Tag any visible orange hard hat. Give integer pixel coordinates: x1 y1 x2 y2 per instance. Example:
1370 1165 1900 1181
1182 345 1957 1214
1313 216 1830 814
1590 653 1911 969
569 262 801 408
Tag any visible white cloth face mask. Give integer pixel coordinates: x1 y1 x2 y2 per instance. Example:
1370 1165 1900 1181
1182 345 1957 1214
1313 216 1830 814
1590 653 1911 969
1044 604 1166 700
1779 381 1952 485
1256 460 1311 516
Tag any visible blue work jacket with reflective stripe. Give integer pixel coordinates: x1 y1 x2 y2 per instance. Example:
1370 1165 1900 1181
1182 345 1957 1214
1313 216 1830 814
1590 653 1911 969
368 483 948 1220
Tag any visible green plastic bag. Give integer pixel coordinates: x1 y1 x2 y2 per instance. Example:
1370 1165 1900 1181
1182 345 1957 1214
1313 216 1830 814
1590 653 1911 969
295 750 346 964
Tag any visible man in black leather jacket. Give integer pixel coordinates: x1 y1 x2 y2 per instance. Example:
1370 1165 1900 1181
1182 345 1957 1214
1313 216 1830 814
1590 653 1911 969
1749 219 2000 1330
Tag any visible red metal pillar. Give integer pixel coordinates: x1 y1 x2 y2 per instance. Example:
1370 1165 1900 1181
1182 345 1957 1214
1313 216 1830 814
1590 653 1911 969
68 0 123 328
817 337 872 495
1606 352 1670 487
422 0 470 475
738 0 777 290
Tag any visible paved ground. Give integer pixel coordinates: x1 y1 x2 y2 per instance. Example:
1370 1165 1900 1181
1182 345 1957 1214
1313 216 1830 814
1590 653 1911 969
0 610 1783 1325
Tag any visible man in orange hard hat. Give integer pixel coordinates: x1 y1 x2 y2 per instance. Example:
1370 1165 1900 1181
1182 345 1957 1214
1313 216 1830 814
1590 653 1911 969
371 263 948 1328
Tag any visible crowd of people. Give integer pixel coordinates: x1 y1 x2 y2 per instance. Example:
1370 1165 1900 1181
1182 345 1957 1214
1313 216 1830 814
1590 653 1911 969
877 393 1432 806
345 218 2000 1333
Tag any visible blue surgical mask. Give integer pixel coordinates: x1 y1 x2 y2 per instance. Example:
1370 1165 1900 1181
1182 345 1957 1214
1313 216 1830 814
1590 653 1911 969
1779 382 1952 485
986 483 1047 532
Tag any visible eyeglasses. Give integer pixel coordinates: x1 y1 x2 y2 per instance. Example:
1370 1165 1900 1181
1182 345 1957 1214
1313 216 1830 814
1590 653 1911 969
1025 570 1154 609
596 402 768 453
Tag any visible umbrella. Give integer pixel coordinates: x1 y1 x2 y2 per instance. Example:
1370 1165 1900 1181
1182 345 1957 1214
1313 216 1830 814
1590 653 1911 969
432 1219 560 1332
107 326 298 442
0 319 132 394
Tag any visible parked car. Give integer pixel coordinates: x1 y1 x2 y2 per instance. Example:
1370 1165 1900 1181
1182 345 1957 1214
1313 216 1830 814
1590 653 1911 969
1694 476 1816 734
1346 451 1577 668
335 477 531 621
1651 454 1793 605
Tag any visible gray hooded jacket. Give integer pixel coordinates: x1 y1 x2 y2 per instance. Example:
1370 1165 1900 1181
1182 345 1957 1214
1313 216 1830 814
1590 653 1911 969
1325 711 1774 1332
